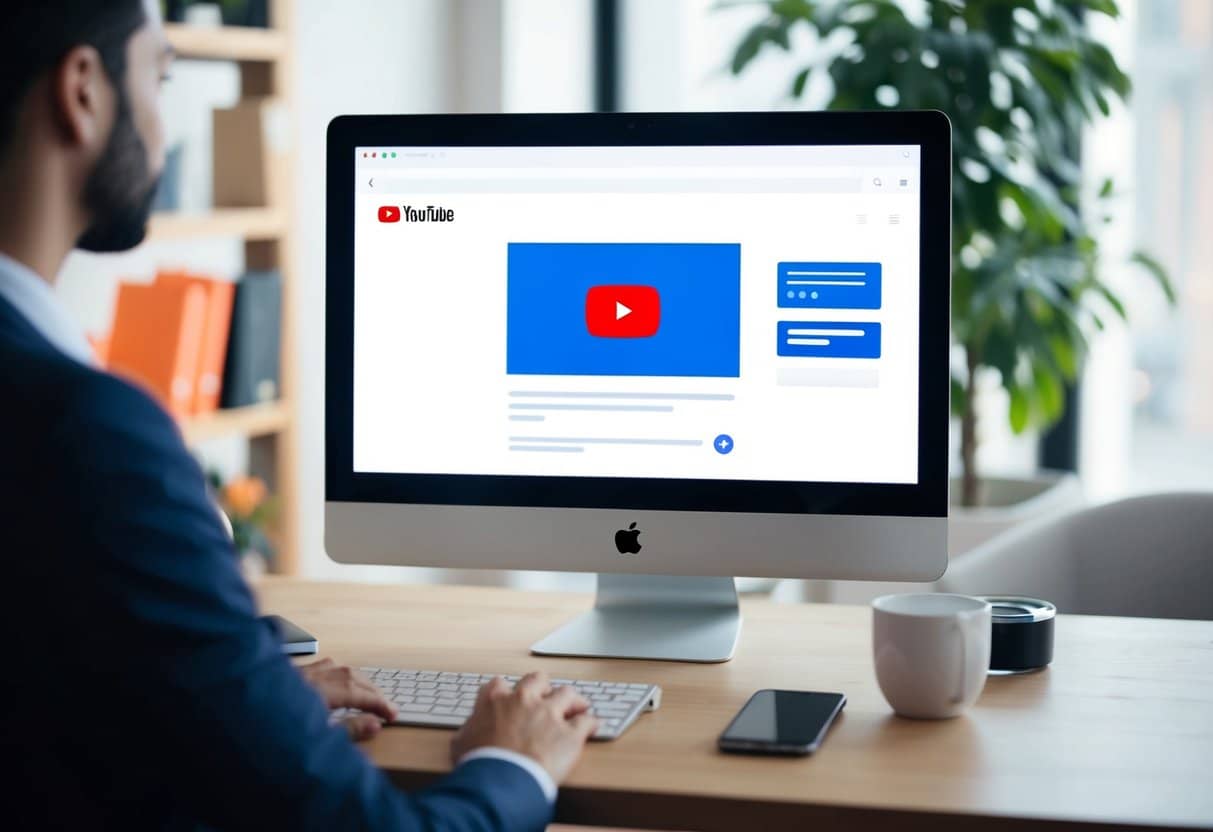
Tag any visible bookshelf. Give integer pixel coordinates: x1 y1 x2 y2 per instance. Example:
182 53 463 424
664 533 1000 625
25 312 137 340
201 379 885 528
164 23 287 63
181 401 292 445
147 208 287 241
156 3 300 574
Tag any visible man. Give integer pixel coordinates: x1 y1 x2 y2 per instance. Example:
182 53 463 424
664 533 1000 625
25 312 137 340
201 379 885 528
0 2 596 830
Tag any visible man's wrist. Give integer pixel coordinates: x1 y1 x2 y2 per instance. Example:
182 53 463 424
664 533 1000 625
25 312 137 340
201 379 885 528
457 747 557 804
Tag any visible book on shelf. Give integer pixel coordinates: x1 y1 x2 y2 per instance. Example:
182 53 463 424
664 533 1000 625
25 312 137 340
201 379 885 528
107 279 208 420
221 271 282 409
156 271 235 415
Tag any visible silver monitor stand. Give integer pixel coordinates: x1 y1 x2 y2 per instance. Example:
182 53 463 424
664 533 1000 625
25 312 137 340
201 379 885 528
530 573 741 663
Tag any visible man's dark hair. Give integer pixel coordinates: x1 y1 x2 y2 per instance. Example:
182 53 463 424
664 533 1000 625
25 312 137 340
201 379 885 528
0 1 147 154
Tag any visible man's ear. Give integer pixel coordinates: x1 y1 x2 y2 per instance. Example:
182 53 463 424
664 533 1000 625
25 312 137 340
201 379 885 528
51 44 115 152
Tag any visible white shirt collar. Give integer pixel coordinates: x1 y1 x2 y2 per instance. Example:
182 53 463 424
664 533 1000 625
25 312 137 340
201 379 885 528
0 252 95 365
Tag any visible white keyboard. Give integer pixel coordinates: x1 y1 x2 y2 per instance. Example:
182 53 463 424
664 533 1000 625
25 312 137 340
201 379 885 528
341 667 662 741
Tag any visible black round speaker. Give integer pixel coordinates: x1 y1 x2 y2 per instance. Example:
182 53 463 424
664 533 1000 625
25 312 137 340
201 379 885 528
977 596 1056 674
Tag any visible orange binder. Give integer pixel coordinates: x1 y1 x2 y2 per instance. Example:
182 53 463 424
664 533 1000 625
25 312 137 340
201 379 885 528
157 271 235 415
107 280 208 419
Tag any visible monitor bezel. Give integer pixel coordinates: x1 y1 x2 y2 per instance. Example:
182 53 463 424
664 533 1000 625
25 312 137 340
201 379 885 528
326 111 951 518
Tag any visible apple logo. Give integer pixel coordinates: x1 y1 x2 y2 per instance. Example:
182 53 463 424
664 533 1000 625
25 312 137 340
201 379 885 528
614 522 642 555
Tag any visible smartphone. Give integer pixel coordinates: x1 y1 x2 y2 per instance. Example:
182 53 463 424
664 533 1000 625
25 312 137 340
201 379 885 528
718 689 846 755
263 614 319 655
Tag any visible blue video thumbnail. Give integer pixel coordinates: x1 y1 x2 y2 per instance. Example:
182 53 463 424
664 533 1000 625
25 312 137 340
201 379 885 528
777 262 881 309
507 242 741 377
777 321 881 359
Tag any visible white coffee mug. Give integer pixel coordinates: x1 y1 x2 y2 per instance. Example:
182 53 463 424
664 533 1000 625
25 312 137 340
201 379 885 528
872 593 992 719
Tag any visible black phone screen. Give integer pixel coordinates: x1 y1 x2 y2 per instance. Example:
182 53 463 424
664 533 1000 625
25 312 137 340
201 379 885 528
720 690 845 752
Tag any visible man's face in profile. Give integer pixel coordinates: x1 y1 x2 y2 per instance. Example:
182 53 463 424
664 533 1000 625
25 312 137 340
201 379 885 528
77 0 171 253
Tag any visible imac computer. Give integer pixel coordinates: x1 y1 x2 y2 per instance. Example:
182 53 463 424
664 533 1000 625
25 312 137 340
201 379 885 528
326 111 952 663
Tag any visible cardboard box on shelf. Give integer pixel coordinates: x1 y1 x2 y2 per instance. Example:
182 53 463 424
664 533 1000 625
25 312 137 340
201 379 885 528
212 97 291 208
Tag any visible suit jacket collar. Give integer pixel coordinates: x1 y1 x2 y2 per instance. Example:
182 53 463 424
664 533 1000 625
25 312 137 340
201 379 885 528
0 252 94 365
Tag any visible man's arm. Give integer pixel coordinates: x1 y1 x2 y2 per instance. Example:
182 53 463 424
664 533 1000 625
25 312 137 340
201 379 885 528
54 372 555 832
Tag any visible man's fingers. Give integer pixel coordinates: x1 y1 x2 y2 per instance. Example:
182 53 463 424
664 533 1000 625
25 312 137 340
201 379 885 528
336 684 398 722
515 671 550 702
569 711 599 740
562 694 593 719
545 684 589 717
476 676 510 707
353 675 385 700
349 667 375 688
343 713 384 742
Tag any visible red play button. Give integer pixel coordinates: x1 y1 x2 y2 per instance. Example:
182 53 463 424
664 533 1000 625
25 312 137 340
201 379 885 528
378 205 401 223
586 285 661 338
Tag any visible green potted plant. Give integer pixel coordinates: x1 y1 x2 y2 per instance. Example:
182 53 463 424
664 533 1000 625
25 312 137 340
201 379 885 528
209 471 278 579
727 0 1172 549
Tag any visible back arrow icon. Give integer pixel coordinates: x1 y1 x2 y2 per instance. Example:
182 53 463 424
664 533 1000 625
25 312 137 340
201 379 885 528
369 177 374 188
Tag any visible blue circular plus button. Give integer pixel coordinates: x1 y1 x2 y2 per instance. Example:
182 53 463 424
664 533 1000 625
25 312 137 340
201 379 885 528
713 434 734 455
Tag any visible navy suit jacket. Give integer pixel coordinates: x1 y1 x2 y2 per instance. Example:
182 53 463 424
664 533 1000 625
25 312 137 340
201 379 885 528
0 294 551 832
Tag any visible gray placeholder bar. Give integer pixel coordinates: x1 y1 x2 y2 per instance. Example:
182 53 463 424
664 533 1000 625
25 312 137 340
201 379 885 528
776 367 880 388
363 177 862 195
509 445 584 453
510 391 734 401
509 404 674 413
508 415 546 422
510 436 703 447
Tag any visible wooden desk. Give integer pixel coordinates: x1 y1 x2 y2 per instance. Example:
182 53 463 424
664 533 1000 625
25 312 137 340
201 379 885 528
258 580 1213 831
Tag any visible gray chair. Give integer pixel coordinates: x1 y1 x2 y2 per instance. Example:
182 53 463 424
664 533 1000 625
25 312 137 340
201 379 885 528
937 492 1213 620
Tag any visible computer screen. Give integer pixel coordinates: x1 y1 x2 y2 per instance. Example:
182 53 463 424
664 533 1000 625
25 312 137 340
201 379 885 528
351 144 921 487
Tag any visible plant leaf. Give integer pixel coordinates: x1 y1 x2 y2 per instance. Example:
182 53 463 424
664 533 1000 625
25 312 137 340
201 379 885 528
1008 383 1030 434
790 66 811 97
1129 250 1178 305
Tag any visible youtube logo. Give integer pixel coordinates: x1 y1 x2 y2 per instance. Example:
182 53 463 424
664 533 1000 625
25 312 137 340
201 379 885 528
378 205 401 223
586 285 661 338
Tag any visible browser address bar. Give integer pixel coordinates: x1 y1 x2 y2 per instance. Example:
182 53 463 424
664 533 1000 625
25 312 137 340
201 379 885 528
371 165 868 180
361 169 870 195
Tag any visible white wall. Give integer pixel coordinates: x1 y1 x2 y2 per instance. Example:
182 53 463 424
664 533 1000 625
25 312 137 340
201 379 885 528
621 0 817 112
502 0 593 111
294 0 457 579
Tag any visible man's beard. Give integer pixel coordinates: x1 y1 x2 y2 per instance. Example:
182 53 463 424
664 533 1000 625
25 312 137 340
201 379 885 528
76 90 161 254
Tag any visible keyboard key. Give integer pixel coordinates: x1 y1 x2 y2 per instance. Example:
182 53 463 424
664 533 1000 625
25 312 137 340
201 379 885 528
594 704 630 715
410 714 464 726
397 703 434 713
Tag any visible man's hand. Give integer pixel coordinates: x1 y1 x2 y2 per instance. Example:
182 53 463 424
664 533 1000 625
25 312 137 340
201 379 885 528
451 672 598 784
298 658 397 741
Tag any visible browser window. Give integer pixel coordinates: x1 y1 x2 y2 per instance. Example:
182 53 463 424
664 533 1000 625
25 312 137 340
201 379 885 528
351 145 921 484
